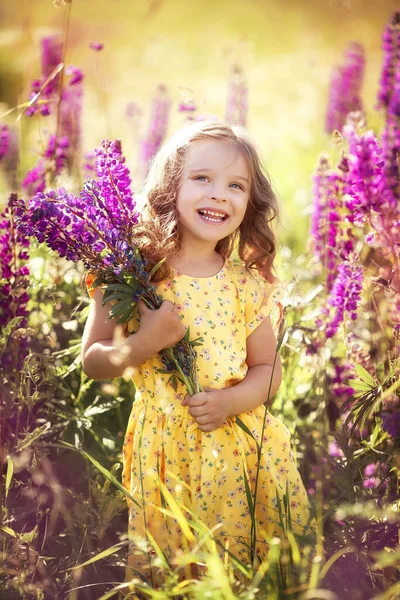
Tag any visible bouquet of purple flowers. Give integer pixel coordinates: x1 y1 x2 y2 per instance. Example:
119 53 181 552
13 139 202 395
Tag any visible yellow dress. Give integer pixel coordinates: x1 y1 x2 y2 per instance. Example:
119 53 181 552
86 256 315 585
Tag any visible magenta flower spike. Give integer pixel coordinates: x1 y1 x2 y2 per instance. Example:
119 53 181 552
0 124 10 161
41 35 63 79
377 11 400 111
0 194 30 373
325 42 365 134
89 42 104 52
25 35 63 117
140 84 171 171
326 257 364 338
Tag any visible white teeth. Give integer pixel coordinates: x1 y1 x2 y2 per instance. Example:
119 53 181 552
198 209 227 222
202 215 223 222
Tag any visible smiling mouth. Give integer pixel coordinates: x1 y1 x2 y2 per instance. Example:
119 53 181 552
197 209 229 224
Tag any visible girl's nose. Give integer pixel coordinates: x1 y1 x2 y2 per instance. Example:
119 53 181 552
210 190 227 202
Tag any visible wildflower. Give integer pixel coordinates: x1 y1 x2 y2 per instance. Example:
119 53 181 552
364 463 377 477
363 477 380 489
328 440 344 457
326 257 364 338
379 410 400 438
26 35 62 117
225 64 248 127
0 194 30 373
140 84 171 171
21 162 46 197
65 65 83 85
89 42 104 51
325 42 365 134
0 124 9 161
1 127 19 190
377 11 400 110
343 125 387 226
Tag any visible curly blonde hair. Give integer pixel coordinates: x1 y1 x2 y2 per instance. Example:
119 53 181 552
133 120 281 284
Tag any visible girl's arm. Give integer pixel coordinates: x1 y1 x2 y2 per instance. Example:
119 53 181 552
81 288 186 381
81 288 157 380
221 314 282 416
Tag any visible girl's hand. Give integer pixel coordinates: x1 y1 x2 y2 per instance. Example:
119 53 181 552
138 299 187 353
181 388 229 432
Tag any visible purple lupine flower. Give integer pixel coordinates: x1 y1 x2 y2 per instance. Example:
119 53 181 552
89 42 104 52
325 42 365 134
326 257 364 338
309 154 330 263
363 477 380 489
15 140 138 274
331 361 356 399
0 124 9 161
381 107 400 200
379 410 400 438
66 65 84 86
178 100 197 113
22 162 46 197
26 35 63 118
225 64 248 127
343 126 387 226
1 127 19 190
0 194 30 373
364 463 378 477
95 140 137 218
140 84 171 170
328 440 344 457
41 35 63 80
377 11 400 111
45 134 70 174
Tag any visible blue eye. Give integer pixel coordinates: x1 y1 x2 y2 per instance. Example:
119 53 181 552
230 183 243 190
195 176 243 190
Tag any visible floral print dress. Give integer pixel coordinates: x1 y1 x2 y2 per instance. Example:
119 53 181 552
86 256 315 584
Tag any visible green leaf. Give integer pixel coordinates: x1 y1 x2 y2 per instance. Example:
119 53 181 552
375 362 386 384
1 526 16 537
242 460 254 520
70 541 127 570
5 456 13 500
235 416 260 450
59 441 142 508
353 363 376 388
148 257 167 280
350 380 372 392
103 283 135 293
184 326 191 342
109 299 134 319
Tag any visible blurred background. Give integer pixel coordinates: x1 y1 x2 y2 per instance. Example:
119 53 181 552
0 0 397 251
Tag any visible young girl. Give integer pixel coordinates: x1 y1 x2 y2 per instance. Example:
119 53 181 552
81 120 315 587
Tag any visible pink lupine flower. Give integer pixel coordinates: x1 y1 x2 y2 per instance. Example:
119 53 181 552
364 463 378 477
363 477 380 489
325 42 365 134
140 84 171 171
89 42 104 52
328 440 344 457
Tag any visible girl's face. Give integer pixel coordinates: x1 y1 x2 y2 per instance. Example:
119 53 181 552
176 139 250 248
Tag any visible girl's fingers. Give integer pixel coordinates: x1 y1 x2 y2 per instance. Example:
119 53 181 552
189 394 208 407
189 406 207 418
193 414 210 425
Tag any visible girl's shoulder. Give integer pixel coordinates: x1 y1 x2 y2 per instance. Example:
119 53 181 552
227 256 282 290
